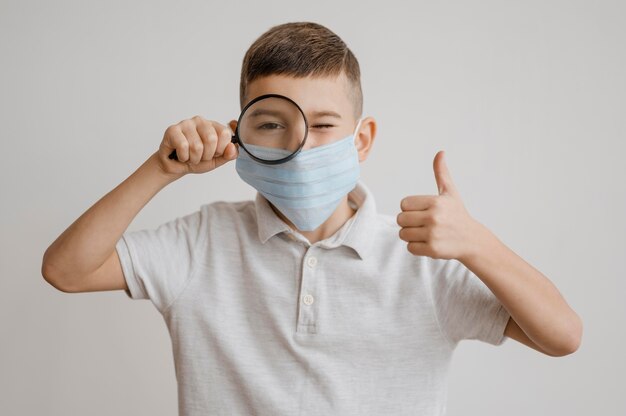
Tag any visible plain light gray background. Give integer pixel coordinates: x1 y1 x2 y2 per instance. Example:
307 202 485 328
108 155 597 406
1 0 624 414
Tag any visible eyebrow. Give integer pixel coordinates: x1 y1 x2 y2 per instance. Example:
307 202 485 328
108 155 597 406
247 109 287 118
247 109 343 119
309 110 342 119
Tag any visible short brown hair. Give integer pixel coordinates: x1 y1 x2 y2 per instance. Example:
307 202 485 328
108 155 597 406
239 22 363 118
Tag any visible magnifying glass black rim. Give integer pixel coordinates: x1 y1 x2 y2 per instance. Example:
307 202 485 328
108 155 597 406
232 93 309 165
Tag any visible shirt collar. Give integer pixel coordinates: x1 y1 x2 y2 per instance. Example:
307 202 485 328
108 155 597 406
254 180 377 260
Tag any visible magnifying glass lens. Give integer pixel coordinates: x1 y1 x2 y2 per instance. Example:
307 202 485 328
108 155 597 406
238 96 306 162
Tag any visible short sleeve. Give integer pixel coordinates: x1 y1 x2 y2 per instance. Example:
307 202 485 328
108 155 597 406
428 258 511 346
114 207 207 314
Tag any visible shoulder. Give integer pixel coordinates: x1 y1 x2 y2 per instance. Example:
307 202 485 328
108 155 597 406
155 199 255 238
377 212 400 231
370 212 457 275
372 212 403 248
365 212 426 268
199 198 255 218
195 198 257 234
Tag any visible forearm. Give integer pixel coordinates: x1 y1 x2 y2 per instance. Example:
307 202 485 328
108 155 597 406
42 152 180 281
460 221 583 356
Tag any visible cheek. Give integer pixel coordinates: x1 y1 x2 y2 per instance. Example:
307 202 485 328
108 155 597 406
303 130 344 149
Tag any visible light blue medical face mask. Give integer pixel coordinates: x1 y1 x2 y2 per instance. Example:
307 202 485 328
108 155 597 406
236 118 363 231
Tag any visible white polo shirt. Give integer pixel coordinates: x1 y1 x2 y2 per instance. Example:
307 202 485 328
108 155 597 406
115 179 510 416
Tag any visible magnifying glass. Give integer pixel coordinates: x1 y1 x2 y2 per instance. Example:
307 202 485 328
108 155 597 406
168 93 309 165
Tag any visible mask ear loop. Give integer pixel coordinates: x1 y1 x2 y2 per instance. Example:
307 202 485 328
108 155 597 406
353 117 364 143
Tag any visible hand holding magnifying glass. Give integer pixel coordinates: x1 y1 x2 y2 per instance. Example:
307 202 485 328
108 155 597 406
168 94 309 166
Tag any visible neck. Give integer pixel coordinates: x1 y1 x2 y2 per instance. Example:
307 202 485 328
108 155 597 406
269 196 356 245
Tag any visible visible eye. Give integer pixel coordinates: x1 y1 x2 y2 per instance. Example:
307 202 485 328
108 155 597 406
258 122 284 130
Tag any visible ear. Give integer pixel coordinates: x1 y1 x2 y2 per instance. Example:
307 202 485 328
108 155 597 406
229 119 238 132
354 116 376 163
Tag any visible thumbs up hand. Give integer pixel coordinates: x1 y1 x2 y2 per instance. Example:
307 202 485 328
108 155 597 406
397 151 483 261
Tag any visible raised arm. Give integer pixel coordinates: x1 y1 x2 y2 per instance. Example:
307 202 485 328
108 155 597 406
42 117 238 293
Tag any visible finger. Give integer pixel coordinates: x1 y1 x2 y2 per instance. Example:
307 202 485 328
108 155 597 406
397 210 431 228
197 121 218 161
180 121 204 165
406 241 433 257
214 124 233 157
230 142 240 158
212 143 239 168
400 195 438 211
166 126 190 162
399 226 429 243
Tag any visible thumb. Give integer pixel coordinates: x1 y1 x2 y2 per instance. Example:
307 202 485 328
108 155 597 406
212 142 239 169
217 121 239 164
433 150 459 197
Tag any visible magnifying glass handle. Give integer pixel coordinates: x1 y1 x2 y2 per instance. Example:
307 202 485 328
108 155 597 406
168 136 238 161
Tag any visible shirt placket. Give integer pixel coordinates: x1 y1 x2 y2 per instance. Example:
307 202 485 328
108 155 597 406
285 232 322 334
297 244 320 334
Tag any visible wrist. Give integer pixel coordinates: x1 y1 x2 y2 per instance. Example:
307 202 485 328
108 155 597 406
459 219 498 266
145 152 184 185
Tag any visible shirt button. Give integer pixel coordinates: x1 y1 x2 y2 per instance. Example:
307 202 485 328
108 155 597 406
302 294 315 305
306 256 318 268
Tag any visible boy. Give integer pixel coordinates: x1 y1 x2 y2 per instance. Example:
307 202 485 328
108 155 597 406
42 22 582 416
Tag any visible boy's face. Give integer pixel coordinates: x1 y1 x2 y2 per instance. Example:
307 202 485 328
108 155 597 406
236 72 360 151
